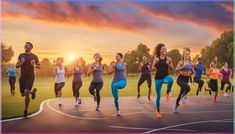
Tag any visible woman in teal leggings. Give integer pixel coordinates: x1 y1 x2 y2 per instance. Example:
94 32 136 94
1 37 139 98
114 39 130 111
109 53 127 116
152 43 174 118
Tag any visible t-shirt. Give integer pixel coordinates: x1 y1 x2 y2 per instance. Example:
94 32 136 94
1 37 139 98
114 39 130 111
194 64 204 79
18 53 39 76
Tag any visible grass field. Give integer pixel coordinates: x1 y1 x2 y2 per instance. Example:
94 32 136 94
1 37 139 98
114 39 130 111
1 75 231 119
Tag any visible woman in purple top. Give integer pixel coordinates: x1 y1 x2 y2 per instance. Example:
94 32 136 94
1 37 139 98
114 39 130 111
137 55 152 101
220 62 232 97
71 59 83 106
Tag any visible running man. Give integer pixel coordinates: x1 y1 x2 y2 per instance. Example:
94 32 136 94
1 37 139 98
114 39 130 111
220 62 232 97
152 43 174 118
205 61 220 103
173 47 193 113
87 53 105 111
7 63 17 96
137 55 152 101
109 53 127 116
71 59 83 106
54 57 65 106
193 58 206 96
16 42 40 118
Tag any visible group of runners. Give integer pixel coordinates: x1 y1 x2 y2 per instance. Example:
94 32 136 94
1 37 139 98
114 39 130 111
7 42 233 118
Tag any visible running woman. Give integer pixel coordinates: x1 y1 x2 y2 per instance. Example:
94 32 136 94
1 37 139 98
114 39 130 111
173 47 193 113
54 57 65 106
220 62 232 97
137 55 152 101
16 42 40 118
205 61 220 103
87 53 105 111
71 59 83 106
193 58 206 96
7 63 17 96
109 53 127 116
152 43 174 118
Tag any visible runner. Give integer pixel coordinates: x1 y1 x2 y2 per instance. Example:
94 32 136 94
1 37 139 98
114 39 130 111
193 58 206 96
7 63 17 96
220 62 232 97
71 59 83 106
205 61 220 103
16 42 40 118
109 53 127 116
87 53 105 111
137 55 152 101
54 57 65 106
173 47 193 113
152 43 174 118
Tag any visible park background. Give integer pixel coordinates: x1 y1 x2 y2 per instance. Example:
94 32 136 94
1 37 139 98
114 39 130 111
1 0 234 119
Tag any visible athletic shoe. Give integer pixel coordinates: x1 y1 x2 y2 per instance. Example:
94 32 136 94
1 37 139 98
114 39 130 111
148 96 151 101
137 94 141 99
31 88 37 100
156 112 162 118
78 99 82 104
75 100 79 106
23 110 28 118
58 98 62 106
224 93 229 97
198 92 201 96
165 93 170 102
116 110 121 116
96 106 100 112
169 92 172 97
173 107 178 113
93 95 97 102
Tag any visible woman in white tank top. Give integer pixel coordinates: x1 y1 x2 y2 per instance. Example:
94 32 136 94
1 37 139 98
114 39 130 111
54 57 65 106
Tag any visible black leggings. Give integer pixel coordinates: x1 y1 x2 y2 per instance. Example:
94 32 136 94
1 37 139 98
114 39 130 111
9 76 16 93
72 81 82 98
194 77 204 95
89 82 103 106
137 74 152 88
176 75 190 106
220 80 232 93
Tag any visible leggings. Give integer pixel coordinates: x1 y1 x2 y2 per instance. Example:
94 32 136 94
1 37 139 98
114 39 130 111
155 75 173 112
194 77 204 95
138 74 152 88
89 82 103 106
9 76 16 93
220 80 232 93
72 81 82 98
176 75 190 106
111 80 127 111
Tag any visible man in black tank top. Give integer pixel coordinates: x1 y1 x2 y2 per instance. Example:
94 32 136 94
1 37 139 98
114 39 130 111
16 42 40 118
137 56 152 101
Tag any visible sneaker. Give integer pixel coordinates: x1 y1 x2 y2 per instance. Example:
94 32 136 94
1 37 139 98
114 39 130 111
96 106 100 112
224 93 229 97
169 92 172 97
75 100 79 106
148 96 151 101
156 112 162 118
31 88 37 99
23 110 28 118
58 98 62 106
137 94 141 99
198 92 201 96
78 99 82 104
116 110 121 116
173 107 178 113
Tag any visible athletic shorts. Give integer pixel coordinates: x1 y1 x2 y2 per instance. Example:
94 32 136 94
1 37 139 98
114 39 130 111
137 74 152 88
210 79 218 92
54 82 65 96
19 75 35 96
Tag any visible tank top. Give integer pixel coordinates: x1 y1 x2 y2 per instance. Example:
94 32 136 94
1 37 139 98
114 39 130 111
210 68 220 80
9 67 16 77
141 63 151 75
221 68 230 81
154 57 168 80
113 62 126 82
55 67 65 83
181 61 192 72
73 67 82 83
91 63 103 83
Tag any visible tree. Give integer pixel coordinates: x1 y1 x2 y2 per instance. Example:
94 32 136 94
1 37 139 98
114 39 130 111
166 49 181 68
123 50 138 75
200 30 233 68
1 43 14 64
136 43 150 63
37 58 54 76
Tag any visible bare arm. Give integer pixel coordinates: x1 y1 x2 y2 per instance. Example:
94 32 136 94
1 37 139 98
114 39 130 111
87 65 93 76
175 61 184 72
152 57 158 71
108 62 116 75
166 57 174 70
138 62 143 72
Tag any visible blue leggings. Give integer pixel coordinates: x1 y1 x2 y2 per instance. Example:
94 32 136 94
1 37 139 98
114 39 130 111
111 80 127 111
155 75 173 112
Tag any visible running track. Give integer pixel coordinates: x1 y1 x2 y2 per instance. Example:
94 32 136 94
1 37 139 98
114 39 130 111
2 95 233 133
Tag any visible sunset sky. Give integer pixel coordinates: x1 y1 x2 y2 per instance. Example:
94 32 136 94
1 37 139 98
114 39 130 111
2 0 233 64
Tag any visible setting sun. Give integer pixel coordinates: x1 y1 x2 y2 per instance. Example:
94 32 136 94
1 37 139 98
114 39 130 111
68 55 76 62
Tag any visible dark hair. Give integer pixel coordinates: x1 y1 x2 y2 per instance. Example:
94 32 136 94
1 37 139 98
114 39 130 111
154 43 165 57
223 62 228 66
198 57 201 64
117 53 123 59
25 42 33 48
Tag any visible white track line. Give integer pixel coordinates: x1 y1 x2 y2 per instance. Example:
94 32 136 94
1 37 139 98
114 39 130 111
142 118 232 134
46 99 110 120
1 99 48 122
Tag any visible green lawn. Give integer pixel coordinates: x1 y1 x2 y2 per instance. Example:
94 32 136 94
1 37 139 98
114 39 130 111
1 75 229 119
